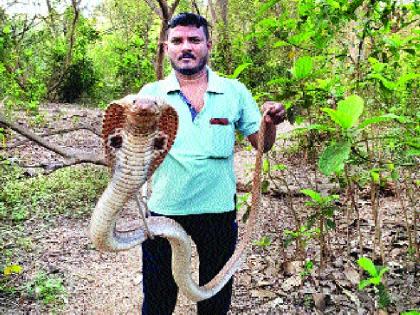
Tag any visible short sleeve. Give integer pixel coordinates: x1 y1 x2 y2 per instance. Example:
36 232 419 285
235 82 262 136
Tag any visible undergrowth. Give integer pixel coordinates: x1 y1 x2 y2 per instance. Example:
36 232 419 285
0 164 109 222
0 164 108 311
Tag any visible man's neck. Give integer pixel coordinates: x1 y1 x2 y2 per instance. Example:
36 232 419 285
176 68 208 86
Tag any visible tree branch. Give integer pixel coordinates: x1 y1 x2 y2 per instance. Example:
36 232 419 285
5 125 101 149
18 156 107 175
157 0 170 20
143 0 163 19
0 115 106 167
47 0 81 97
169 0 181 16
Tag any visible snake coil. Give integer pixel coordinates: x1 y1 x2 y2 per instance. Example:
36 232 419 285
89 95 266 301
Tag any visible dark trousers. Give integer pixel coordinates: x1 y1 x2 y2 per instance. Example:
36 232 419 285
141 210 238 315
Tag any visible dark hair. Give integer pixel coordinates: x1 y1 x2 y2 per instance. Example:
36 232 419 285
167 13 210 40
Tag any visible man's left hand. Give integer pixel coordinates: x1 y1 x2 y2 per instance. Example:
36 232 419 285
262 101 286 125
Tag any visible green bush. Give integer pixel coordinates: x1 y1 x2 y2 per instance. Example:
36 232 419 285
0 165 109 222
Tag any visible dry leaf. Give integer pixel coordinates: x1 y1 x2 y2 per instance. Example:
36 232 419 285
344 267 360 286
313 293 327 311
250 289 277 299
281 275 302 291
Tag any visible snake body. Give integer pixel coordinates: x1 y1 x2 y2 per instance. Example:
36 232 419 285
89 96 266 301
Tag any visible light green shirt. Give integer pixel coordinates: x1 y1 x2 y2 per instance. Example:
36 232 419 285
137 67 261 215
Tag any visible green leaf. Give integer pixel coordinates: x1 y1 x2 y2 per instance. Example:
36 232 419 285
370 276 381 286
406 149 420 156
318 141 351 176
322 108 348 129
253 235 272 247
289 31 315 45
326 218 336 229
359 113 401 129
227 62 252 79
2 25 11 34
263 159 270 173
370 170 380 184
336 95 364 128
322 95 364 129
273 40 290 48
397 73 420 89
3 264 23 276
357 257 378 277
378 267 389 278
300 189 322 202
273 163 287 171
370 74 396 90
292 56 313 80
358 279 372 290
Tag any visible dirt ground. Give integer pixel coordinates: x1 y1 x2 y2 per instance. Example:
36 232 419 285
0 104 418 314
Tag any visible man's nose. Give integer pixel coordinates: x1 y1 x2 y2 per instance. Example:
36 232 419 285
181 41 192 51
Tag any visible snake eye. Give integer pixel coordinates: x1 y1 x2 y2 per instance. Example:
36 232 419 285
110 135 123 148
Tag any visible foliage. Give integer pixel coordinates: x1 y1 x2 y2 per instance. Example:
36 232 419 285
357 257 391 309
26 272 67 305
299 259 314 278
253 235 272 247
0 165 109 222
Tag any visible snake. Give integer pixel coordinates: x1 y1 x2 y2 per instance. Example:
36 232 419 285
89 95 267 302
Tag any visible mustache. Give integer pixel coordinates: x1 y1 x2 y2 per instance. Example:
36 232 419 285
179 52 196 60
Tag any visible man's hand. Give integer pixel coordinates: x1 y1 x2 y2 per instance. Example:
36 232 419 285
262 101 286 125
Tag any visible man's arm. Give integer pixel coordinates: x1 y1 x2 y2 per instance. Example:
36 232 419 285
247 101 286 152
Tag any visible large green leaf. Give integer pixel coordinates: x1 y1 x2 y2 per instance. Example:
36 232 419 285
336 95 364 128
292 56 313 80
300 189 322 202
319 141 351 176
359 113 401 129
323 95 364 129
370 73 396 90
357 257 378 277
227 62 252 79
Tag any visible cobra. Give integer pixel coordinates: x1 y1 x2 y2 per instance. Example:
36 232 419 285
89 95 266 301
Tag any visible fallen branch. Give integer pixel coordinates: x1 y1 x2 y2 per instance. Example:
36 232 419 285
0 114 107 171
5 125 101 149
18 157 106 174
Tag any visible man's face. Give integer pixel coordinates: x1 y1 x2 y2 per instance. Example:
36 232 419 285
165 25 211 76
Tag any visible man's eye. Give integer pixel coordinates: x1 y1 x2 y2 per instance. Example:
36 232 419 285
191 38 201 43
171 39 181 44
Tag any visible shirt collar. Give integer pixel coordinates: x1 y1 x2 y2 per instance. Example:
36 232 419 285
162 66 225 94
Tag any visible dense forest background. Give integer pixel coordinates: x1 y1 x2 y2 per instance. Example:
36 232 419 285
0 0 418 314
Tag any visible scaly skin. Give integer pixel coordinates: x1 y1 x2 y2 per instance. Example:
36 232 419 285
89 96 266 301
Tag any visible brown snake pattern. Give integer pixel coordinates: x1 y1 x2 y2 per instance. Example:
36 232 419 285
89 95 267 301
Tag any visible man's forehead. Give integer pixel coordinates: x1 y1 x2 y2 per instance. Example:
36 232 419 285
167 25 206 38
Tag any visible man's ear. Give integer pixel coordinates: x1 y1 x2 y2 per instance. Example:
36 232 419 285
163 41 168 54
207 40 213 51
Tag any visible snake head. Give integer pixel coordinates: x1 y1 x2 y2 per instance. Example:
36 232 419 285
125 98 161 133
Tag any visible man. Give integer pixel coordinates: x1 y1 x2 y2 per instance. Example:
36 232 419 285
137 12 285 315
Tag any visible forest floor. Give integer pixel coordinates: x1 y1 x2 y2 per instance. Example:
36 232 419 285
0 103 418 314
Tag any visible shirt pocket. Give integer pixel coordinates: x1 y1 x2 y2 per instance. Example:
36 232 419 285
208 123 235 159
